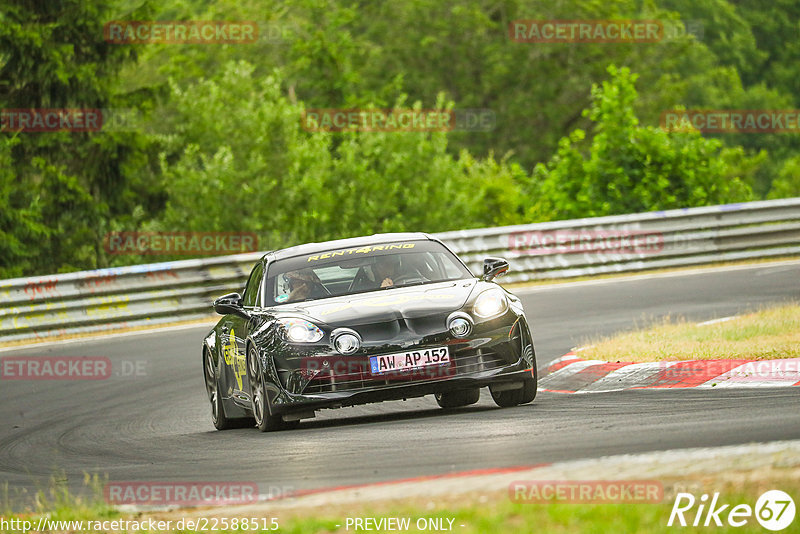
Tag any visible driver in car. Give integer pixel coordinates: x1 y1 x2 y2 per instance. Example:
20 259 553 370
373 255 402 288
372 254 427 288
285 269 316 302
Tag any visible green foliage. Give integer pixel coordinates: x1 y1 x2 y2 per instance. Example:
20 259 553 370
767 156 800 199
152 62 525 253
528 65 758 220
151 61 333 248
0 0 163 274
731 0 800 99
3 0 800 277
0 136 47 278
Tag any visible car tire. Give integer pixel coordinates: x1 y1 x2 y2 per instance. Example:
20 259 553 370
489 384 524 407
204 350 239 430
519 346 538 404
489 374 538 407
490 341 539 407
435 388 480 408
248 347 290 432
518 374 537 404
492 375 537 408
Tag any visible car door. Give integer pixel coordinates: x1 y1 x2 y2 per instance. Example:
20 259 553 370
221 261 263 406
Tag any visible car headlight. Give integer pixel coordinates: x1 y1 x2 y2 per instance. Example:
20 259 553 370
473 289 508 319
278 318 324 343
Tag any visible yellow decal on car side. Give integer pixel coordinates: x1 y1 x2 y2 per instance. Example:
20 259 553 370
222 329 247 390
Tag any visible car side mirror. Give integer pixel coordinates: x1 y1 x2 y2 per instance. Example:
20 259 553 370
482 257 509 282
213 292 249 318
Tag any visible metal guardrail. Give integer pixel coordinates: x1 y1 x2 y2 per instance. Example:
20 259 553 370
0 254 263 342
1 198 799 342
442 197 800 283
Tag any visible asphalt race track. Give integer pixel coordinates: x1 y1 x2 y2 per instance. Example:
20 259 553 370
2 261 799 505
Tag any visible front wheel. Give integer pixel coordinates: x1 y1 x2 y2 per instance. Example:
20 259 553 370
490 373 537 407
519 346 538 404
204 350 238 430
248 347 292 432
518 375 537 404
435 388 480 408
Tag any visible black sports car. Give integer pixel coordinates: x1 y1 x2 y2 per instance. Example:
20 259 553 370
202 233 537 431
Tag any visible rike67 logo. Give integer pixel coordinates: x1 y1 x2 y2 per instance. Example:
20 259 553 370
668 490 795 531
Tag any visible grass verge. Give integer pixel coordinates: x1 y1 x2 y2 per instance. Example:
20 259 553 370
577 302 800 362
2 468 798 533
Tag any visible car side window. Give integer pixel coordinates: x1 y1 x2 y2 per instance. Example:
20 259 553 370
242 263 264 307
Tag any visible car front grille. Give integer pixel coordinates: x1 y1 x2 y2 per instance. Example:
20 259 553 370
301 345 508 394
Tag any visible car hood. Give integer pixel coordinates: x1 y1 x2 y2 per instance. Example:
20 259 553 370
276 279 478 326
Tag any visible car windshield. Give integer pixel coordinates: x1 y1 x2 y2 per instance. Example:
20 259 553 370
264 240 472 305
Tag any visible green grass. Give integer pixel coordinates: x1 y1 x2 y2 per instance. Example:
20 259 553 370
577 302 800 362
3 471 798 533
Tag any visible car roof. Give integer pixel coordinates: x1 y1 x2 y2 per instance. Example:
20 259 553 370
265 232 436 261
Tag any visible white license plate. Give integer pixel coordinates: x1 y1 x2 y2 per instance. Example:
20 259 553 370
369 347 450 375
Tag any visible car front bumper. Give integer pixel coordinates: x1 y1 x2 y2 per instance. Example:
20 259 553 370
270 362 533 415
265 316 535 415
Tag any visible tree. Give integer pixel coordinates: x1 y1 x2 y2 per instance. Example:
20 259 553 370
767 156 800 200
123 0 797 197
151 61 526 254
0 136 47 278
528 65 759 220
0 0 163 273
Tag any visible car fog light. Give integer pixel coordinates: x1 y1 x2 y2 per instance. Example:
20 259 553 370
332 329 361 355
447 314 473 338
